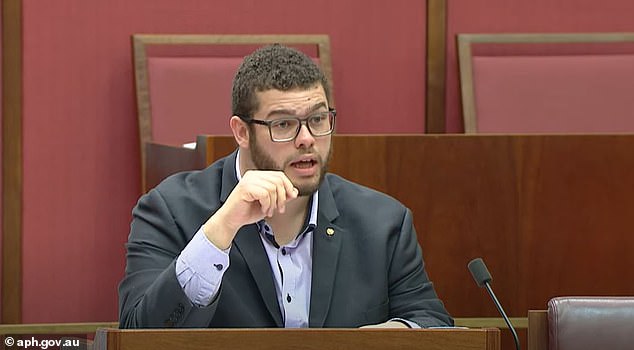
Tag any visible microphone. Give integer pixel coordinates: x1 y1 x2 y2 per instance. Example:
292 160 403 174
468 258 521 350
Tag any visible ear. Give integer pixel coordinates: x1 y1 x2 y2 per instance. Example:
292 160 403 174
230 116 250 148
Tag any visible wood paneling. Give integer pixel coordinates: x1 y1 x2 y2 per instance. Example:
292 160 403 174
2 0 23 324
95 328 500 350
149 134 634 319
332 134 634 350
527 311 547 350
146 133 634 350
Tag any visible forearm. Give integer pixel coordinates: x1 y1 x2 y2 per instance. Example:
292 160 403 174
119 259 221 328
176 228 230 306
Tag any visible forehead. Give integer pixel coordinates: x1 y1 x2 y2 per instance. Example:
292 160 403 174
253 84 328 117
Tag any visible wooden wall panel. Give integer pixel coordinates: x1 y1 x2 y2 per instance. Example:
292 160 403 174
169 134 634 319
346 134 634 350
143 133 634 350
355 135 631 350
2 0 23 324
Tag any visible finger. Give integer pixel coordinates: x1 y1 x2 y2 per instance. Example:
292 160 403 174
260 182 277 217
256 189 272 217
278 173 298 199
276 179 287 213
245 185 272 217
267 183 277 217
259 172 290 214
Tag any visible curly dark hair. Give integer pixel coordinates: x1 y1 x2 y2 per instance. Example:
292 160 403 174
231 44 331 118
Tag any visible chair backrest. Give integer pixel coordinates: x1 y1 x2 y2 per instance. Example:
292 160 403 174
132 34 334 192
528 297 634 350
548 297 634 350
457 33 634 133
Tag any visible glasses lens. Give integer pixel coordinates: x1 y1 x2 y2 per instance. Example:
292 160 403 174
270 118 300 141
308 112 334 135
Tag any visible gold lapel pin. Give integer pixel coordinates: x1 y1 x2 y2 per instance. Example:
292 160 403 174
326 228 335 236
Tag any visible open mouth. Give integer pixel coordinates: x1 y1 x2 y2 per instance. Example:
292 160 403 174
291 159 317 169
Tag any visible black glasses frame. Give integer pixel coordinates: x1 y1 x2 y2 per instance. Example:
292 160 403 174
239 109 336 142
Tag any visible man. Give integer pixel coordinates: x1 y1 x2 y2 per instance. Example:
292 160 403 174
119 44 452 329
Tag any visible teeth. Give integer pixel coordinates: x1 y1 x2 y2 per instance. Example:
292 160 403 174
294 160 314 168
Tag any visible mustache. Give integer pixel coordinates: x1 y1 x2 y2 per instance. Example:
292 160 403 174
284 148 319 162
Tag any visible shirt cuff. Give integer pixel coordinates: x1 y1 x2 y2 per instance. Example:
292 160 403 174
389 318 421 329
175 227 230 306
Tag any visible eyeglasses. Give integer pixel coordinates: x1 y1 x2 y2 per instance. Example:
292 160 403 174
239 109 336 142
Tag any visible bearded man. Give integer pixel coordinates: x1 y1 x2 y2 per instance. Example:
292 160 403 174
118 44 452 329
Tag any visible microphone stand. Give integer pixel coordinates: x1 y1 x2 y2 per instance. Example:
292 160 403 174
483 281 521 350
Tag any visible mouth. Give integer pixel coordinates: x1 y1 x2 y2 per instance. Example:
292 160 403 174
290 159 317 169
288 156 319 175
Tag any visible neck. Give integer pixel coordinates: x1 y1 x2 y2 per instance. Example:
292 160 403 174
267 194 311 246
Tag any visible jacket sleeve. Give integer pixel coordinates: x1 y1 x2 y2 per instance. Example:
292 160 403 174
387 208 454 327
118 189 219 328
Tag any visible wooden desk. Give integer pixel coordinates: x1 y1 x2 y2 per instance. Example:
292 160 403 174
94 327 500 350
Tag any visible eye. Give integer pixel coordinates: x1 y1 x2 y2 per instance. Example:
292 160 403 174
271 119 293 130
309 113 327 124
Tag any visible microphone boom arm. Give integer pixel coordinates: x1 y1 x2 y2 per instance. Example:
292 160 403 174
483 281 520 350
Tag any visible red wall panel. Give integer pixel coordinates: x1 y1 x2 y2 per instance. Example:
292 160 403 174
20 0 427 322
446 0 634 132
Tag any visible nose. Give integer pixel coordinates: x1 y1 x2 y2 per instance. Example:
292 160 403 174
294 124 315 149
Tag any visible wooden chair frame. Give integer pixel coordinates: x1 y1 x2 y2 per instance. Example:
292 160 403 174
132 34 334 192
457 32 634 133
527 310 547 350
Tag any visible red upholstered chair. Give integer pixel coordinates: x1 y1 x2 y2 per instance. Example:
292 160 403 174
457 33 634 133
528 296 634 350
132 34 334 192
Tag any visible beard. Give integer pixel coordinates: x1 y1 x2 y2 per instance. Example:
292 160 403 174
249 132 332 196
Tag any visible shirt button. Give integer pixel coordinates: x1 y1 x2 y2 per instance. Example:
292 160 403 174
287 294 292 303
281 248 287 255
213 263 223 271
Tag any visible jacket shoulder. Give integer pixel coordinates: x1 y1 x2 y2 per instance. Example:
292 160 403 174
324 173 406 212
153 154 229 200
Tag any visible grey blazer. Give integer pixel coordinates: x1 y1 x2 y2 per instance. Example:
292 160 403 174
118 151 452 328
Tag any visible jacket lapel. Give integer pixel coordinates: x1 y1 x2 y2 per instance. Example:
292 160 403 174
219 150 238 203
309 178 343 327
233 227 284 327
220 151 283 326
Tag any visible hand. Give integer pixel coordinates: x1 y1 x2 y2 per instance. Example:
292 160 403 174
202 170 298 249
359 321 410 329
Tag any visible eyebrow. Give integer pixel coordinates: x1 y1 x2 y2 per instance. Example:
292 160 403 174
266 102 328 119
